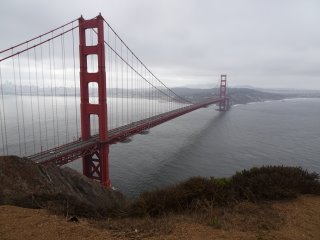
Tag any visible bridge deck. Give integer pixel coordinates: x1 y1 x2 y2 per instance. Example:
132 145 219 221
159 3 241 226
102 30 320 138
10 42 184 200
28 98 224 166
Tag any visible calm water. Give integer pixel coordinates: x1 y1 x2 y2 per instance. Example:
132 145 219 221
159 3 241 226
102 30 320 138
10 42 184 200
66 98 320 197
0 95 186 156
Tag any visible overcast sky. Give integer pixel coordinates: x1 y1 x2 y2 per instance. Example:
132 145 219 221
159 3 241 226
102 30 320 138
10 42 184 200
1 0 320 89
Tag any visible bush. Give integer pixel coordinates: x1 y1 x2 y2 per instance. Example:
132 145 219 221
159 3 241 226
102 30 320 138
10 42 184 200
128 166 320 217
230 166 320 201
129 177 233 217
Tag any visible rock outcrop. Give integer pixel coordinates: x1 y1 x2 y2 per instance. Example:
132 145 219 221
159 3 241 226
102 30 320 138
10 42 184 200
0 156 125 217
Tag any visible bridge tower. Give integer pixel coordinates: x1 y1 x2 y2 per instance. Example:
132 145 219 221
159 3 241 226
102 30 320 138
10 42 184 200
79 14 110 187
219 74 230 111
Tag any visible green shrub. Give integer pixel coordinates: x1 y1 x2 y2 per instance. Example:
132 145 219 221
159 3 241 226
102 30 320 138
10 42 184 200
231 166 320 201
128 166 320 217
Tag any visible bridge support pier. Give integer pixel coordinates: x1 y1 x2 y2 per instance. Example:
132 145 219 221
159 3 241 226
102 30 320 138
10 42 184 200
219 74 230 111
79 14 110 187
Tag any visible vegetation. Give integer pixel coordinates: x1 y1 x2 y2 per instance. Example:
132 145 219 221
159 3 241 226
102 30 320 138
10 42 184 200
128 166 320 217
1 156 320 219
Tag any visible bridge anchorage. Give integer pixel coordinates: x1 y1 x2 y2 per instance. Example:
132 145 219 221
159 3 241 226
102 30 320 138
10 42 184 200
0 13 230 188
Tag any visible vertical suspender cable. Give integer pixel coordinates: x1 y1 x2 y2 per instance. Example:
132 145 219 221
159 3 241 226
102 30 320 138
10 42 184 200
137 58 139 120
168 88 170 112
154 77 156 115
40 37 49 150
132 52 135 122
72 23 79 139
152 76 155 117
138 61 141 120
141 64 143 119
121 43 123 126
134 54 136 121
138 58 140 120
61 32 69 143
107 27 112 129
134 57 137 121
0 63 8 155
27 43 36 153
154 76 157 115
12 51 22 156
109 30 113 129
142 66 144 119
48 41 56 146
149 71 151 118
143 64 145 119
146 69 148 118
152 76 154 117
115 35 118 128
136 60 139 120
145 66 147 117
52 33 60 145
17 54 27 155
0 91 4 155
140 62 142 119
34 48 43 152
136 57 140 120
147 74 149 118
143 67 146 119
126 47 129 125
131 53 133 122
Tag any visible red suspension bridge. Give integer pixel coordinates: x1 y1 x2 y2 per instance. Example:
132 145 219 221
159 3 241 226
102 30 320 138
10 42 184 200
0 14 230 187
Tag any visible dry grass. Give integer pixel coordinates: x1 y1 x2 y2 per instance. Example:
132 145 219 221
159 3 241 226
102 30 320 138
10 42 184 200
1 195 320 239
192 201 285 232
91 215 175 239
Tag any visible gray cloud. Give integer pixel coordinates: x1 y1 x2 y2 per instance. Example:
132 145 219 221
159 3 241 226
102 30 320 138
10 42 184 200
1 0 319 89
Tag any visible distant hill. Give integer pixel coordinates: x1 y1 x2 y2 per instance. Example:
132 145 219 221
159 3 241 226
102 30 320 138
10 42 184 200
172 87 320 105
1 83 319 105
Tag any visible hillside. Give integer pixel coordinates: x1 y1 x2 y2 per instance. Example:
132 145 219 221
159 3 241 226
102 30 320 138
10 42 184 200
0 156 125 217
1 156 320 239
172 87 320 104
1 195 320 239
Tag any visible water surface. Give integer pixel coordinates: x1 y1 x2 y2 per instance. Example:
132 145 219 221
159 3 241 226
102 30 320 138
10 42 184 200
67 98 320 196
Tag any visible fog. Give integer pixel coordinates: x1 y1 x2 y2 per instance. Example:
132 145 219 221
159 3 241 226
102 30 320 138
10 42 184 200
1 0 320 89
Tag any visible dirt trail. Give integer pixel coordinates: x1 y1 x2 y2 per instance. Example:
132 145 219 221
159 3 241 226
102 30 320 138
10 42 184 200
1 195 320 240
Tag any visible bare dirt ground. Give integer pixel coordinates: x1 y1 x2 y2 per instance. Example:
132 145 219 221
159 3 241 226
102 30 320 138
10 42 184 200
1 195 320 240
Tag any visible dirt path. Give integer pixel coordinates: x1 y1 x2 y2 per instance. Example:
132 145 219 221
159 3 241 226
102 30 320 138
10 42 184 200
1 195 320 240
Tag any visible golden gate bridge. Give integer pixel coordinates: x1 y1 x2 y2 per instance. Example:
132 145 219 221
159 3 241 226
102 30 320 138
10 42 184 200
0 14 230 187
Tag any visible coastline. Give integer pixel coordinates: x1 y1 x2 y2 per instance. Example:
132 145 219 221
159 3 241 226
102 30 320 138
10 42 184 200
231 96 320 107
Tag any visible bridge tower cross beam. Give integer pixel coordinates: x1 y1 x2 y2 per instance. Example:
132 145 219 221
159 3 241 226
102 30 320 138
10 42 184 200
79 14 110 187
219 74 229 111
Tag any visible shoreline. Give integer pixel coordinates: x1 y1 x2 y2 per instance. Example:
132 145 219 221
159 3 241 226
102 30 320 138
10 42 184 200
231 96 320 107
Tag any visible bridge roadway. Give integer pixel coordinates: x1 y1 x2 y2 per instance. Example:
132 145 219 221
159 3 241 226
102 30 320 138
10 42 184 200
28 98 225 166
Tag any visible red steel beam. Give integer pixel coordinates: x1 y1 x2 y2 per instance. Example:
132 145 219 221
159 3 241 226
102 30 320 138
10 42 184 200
79 14 110 187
